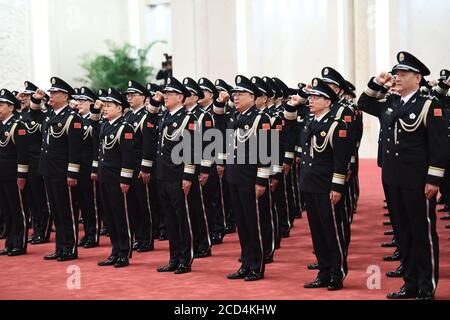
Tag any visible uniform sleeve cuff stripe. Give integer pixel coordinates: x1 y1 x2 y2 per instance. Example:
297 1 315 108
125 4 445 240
332 177 346 185
257 168 272 179
201 160 212 167
184 164 196 174
121 169 133 178
434 85 448 96
18 165 29 173
68 163 80 173
213 106 225 115
428 167 445 178
142 160 154 168
364 87 381 98
273 165 283 173
285 152 294 159
284 110 297 121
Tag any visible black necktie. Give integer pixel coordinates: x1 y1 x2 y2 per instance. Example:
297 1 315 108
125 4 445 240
390 99 406 125
49 109 56 120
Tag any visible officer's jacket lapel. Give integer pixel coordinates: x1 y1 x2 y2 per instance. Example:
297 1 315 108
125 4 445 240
390 91 421 125
163 107 187 129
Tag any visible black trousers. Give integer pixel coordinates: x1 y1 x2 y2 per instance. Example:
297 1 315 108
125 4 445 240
342 182 353 255
441 161 450 205
44 177 78 255
285 170 298 223
25 170 50 239
291 163 303 217
383 182 402 259
278 174 291 234
188 178 210 252
147 178 161 237
385 185 439 293
229 182 265 274
128 177 153 246
260 185 274 258
304 192 347 282
0 180 28 250
213 175 228 236
202 172 223 239
271 178 287 249
77 174 100 243
158 179 193 266
222 175 235 229
95 181 106 231
99 182 133 258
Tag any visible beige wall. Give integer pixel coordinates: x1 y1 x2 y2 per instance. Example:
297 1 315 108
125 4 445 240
0 0 33 89
171 0 238 82
170 0 449 158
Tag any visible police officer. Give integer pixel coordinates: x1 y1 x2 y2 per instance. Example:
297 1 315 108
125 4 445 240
155 77 197 275
431 70 450 218
358 52 447 300
293 79 351 290
251 76 278 263
32 78 83 262
145 83 166 241
344 80 362 213
320 67 360 256
215 75 272 281
124 80 155 253
264 77 296 248
214 79 236 237
18 81 51 244
0 89 29 256
182 77 213 258
74 87 101 248
272 78 299 229
96 88 135 268
198 77 225 248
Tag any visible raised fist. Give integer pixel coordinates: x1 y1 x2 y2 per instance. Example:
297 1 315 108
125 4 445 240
375 72 392 86
33 88 46 100
94 100 105 110
218 91 230 103
154 91 164 102
289 94 302 106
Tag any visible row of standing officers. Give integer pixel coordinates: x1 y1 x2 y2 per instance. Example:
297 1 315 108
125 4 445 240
0 51 449 298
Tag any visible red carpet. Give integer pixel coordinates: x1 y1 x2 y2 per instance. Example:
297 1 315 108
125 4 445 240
1 160 449 300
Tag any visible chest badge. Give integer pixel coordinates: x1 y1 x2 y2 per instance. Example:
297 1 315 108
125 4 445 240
83 126 88 130
320 131 326 137
173 123 178 128
31 121 36 125
57 123 62 128
244 125 249 130
4 132 9 137
109 135 114 139
409 113 416 120
133 122 138 127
